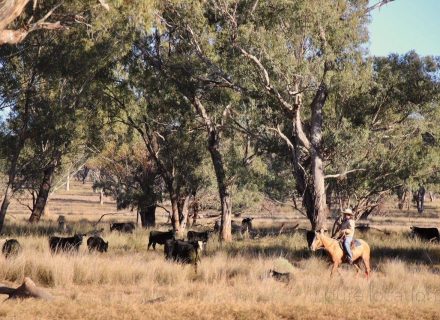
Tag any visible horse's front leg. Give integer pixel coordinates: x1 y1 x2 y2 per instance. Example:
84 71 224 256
330 262 340 277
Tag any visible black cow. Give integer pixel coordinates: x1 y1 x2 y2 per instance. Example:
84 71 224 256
87 236 108 253
2 239 22 258
241 217 254 232
110 222 136 233
49 234 84 253
148 230 176 250
410 226 440 242
164 239 202 267
187 230 211 243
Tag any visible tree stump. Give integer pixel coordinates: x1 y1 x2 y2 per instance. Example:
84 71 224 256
0 277 53 300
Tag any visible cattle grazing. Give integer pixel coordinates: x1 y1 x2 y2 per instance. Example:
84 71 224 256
2 239 22 258
57 215 67 233
148 230 176 250
241 217 254 233
110 222 136 233
87 236 108 253
164 239 202 271
187 230 211 243
410 226 440 242
49 234 84 253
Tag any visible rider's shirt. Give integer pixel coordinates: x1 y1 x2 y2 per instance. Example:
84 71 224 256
339 218 355 237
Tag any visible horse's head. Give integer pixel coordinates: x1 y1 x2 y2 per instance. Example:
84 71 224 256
310 229 326 251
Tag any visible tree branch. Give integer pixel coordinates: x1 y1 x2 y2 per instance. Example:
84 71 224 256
266 125 294 150
0 277 53 300
294 104 311 150
0 2 65 45
0 0 30 31
366 0 395 14
324 168 366 179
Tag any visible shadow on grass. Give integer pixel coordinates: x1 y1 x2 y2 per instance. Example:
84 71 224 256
221 228 440 268
1 220 102 237
2 223 59 237
225 244 314 260
371 246 440 265
225 242 440 268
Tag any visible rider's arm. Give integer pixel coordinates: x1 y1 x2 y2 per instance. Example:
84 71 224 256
338 220 355 237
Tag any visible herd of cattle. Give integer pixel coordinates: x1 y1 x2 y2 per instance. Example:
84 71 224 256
0 221 216 269
1 221 439 267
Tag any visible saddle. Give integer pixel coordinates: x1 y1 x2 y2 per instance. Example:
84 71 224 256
338 238 362 251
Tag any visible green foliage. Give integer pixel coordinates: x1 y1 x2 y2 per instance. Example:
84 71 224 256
0 0 438 223
325 51 440 210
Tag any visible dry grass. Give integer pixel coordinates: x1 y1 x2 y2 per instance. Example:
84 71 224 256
0 226 439 319
0 182 440 319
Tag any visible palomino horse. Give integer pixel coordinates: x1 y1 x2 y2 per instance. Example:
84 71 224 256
310 230 371 278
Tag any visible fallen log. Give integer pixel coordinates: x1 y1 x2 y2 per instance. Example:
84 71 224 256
0 277 53 300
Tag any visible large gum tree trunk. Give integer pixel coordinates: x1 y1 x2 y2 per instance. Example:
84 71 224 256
219 186 232 242
290 113 318 230
177 194 191 232
0 186 13 232
209 143 232 242
29 164 56 223
169 192 180 232
290 81 329 231
192 97 232 242
310 83 329 230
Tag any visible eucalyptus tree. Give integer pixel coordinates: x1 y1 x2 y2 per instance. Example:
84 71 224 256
326 52 440 217
98 26 212 232
149 0 368 231
91 132 163 228
0 0 142 230
135 0 265 241
0 0 113 45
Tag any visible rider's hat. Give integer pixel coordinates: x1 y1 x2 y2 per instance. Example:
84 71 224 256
342 208 354 216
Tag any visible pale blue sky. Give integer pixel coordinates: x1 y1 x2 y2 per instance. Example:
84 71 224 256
369 0 440 56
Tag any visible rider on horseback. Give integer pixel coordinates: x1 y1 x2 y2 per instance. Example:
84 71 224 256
338 208 355 264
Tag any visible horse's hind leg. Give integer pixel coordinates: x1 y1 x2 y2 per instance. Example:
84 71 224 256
353 261 362 278
362 257 371 279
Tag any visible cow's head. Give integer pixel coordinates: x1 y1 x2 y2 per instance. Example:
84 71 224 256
74 234 84 243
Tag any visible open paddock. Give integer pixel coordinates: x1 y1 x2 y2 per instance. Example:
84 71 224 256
1 220 440 319
1 182 439 319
